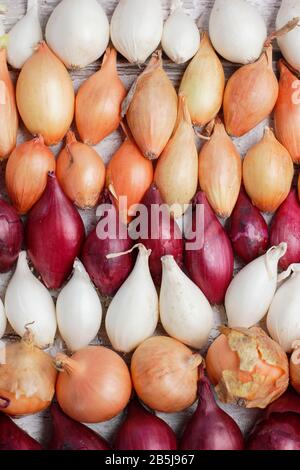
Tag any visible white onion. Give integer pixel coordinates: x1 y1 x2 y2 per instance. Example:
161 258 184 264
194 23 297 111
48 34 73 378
56 260 102 352
5 252 57 348
160 256 213 349
225 243 287 328
7 0 43 70
276 0 300 72
111 0 163 64
162 0 200 64
0 299 6 339
45 0 110 69
209 0 267 64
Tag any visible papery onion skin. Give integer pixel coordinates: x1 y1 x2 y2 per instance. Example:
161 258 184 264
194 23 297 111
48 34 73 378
0 48 18 160
185 192 234 305
247 413 300 450
290 344 300 395
0 414 43 450
16 42 74 146
139 184 183 286
56 346 132 423
199 120 242 218
81 191 134 297
57 131 106 209
49 403 110 450
75 48 126 145
114 399 177 451
26 173 85 290
124 51 178 160
179 32 225 127
206 327 289 409
131 336 202 413
243 127 294 213
0 199 23 273
270 190 300 270
6 135 56 215
229 188 269 264
223 46 278 137
275 60 300 164
180 373 244 450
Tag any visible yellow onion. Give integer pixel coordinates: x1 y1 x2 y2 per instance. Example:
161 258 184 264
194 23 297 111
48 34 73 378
6 135 56 214
224 45 279 137
16 41 74 146
123 51 178 160
0 45 18 160
275 60 300 164
106 132 154 224
199 120 242 218
290 341 300 395
154 94 198 219
243 127 293 213
57 131 105 209
75 48 126 145
206 327 289 409
131 336 203 413
179 32 225 127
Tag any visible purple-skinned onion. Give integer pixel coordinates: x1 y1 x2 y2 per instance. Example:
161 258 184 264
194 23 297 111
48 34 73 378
114 399 177 451
0 413 43 450
26 172 85 289
0 199 23 273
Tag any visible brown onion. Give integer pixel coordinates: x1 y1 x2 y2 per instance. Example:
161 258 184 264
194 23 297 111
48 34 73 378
0 46 18 159
131 336 202 413
6 136 56 214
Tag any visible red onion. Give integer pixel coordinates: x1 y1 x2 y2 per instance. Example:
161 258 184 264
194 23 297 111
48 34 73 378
26 173 85 289
49 403 110 450
270 189 300 270
113 399 177 451
0 413 42 450
266 389 300 418
180 373 244 450
184 192 234 304
139 184 183 285
0 199 23 273
81 191 134 297
229 189 269 263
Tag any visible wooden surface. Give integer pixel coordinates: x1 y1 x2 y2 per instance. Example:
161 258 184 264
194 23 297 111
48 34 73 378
1 0 284 448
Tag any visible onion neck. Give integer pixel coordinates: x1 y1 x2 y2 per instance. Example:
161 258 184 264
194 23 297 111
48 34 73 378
127 399 151 419
66 130 77 146
55 354 85 376
196 374 218 414
27 0 38 13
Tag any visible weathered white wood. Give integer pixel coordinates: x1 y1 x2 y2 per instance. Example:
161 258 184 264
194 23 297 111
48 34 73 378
0 0 283 447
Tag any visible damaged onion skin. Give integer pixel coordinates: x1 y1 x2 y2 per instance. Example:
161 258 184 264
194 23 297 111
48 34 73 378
0 199 23 273
0 414 43 450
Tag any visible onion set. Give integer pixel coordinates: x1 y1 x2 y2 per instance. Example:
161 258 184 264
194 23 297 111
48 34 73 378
0 414 43 450
0 199 23 273
291 342 300 395
276 0 300 72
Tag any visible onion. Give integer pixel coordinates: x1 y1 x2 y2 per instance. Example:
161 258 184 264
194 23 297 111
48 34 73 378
0 414 42 450
275 60 300 164
185 192 234 305
106 132 153 224
55 346 132 423
206 327 289 409
6 136 56 215
81 191 134 297
111 0 163 64
16 42 74 146
270 190 300 270
7 0 43 70
266 389 300 417
276 0 300 72
243 127 294 213
247 413 300 450
223 45 278 137
26 173 85 290
57 131 105 209
199 120 242 218
180 373 244 450
139 184 183 286
209 0 267 64
0 330 57 417
0 299 6 339
75 48 126 145
0 41 18 160
162 0 200 65
45 0 109 69
179 32 225 127
290 342 300 395
49 403 110 450
131 336 203 413
154 94 198 219
229 188 269 264
123 51 178 160
114 399 177 451
0 198 23 273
